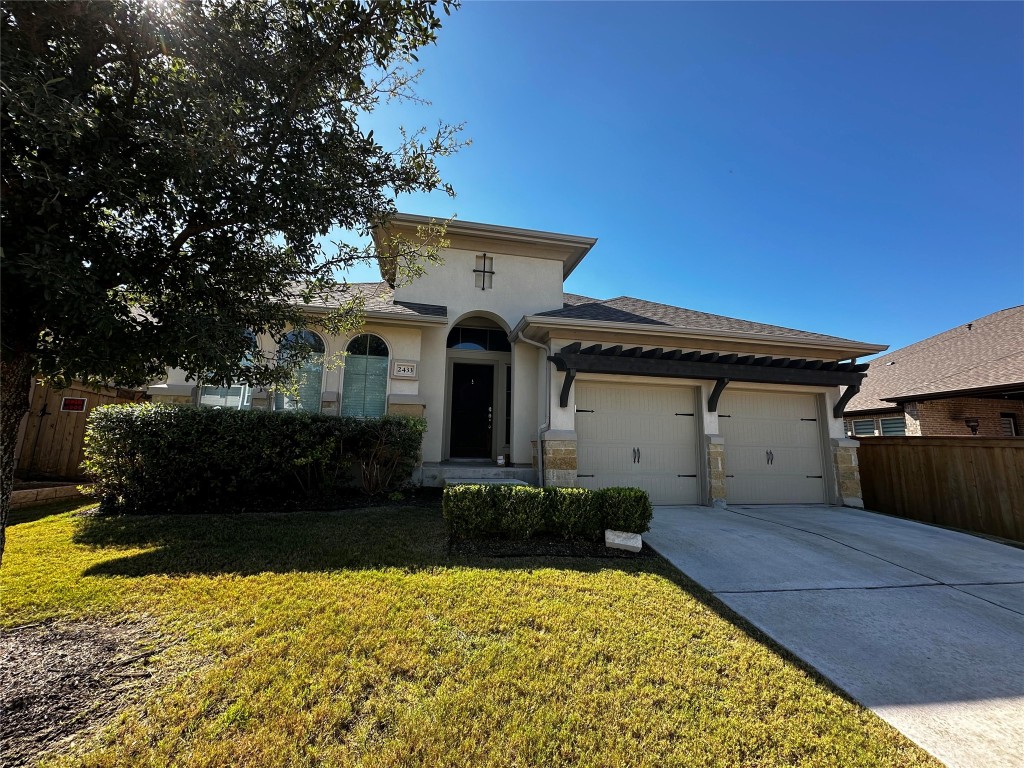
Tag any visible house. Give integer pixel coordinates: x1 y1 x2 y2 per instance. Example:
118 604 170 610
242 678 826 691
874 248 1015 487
149 214 887 507
842 306 1024 438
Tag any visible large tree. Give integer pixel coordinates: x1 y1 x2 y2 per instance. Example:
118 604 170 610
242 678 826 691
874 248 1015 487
0 0 463 563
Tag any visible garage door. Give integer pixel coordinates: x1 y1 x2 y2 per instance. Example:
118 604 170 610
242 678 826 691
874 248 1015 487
575 382 699 505
718 390 826 504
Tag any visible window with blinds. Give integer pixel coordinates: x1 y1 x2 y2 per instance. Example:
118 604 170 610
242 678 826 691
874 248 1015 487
199 385 252 410
880 417 906 436
341 334 389 418
274 330 326 412
1001 413 1019 437
852 419 876 436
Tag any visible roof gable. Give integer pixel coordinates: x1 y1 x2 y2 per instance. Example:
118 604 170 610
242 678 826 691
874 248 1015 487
845 305 1024 412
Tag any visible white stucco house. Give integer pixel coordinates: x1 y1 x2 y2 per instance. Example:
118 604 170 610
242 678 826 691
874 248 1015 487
149 214 885 507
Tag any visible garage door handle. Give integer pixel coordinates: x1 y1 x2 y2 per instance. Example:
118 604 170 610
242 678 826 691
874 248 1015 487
806 475 823 479
766 450 775 465
632 447 637 463
637 447 641 464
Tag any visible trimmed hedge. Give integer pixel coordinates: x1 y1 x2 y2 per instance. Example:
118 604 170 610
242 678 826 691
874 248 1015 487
83 403 426 513
442 484 653 541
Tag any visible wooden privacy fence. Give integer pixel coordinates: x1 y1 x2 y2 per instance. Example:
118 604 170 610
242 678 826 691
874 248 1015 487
16 382 145 480
857 436 1024 542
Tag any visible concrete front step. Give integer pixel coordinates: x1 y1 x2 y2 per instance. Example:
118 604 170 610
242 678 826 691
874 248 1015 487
418 463 537 487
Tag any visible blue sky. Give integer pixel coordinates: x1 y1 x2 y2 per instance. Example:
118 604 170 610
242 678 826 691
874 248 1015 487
342 1 1023 356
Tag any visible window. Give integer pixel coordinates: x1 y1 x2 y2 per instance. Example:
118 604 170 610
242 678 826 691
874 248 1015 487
199 385 252 410
341 333 389 418
852 419 876 436
1001 413 1020 437
199 330 257 410
274 330 325 412
473 254 494 290
880 417 906 436
446 326 511 352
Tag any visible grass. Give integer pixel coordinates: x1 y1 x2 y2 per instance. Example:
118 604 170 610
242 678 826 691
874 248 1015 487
3 500 941 768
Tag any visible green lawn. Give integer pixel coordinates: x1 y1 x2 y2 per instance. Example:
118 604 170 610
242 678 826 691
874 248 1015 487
3 501 940 768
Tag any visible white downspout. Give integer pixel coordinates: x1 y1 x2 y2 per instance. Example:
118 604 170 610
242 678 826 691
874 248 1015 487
517 333 550 487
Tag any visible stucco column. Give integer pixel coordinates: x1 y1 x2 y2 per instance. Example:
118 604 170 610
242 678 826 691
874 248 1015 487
831 437 864 508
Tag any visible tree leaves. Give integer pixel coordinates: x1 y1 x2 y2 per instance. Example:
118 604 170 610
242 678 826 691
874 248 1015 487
1 0 466 391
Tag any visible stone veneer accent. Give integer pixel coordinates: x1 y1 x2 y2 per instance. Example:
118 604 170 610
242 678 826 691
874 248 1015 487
706 436 727 507
831 438 863 508
540 439 577 488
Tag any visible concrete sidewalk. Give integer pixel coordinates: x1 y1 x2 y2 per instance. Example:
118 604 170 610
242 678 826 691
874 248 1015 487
646 504 1024 768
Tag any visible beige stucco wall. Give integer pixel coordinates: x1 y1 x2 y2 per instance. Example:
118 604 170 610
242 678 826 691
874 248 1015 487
417 323 448 463
512 342 540 466
394 247 565 333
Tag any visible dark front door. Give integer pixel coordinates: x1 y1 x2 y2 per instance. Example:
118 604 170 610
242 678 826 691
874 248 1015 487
450 363 494 458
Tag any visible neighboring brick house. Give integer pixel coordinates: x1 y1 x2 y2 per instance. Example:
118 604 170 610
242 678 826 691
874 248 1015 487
843 306 1024 437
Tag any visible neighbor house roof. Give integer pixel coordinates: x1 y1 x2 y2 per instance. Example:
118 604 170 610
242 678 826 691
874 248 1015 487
541 294 878 346
292 281 448 323
845 305 1024 414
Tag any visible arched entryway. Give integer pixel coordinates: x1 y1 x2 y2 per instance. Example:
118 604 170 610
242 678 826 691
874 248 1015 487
444 316 512 461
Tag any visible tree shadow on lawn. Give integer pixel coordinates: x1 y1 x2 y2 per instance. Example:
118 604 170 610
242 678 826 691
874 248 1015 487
71 504 886 721
73 504 667 579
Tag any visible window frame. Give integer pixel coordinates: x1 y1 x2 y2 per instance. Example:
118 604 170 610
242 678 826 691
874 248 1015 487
851 418 877 436
274 330 326 413
879 417 906 436
341 332 391 419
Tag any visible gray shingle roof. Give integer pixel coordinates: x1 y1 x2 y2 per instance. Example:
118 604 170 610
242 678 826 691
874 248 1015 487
295 281 447 320
845 305 1024 413
549 294 868 345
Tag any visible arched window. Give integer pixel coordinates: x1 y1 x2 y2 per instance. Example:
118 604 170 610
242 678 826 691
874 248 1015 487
446 324 511 352
341 333 389 418
274 330 325 412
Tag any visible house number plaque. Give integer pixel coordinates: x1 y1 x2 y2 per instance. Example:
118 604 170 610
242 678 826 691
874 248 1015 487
392 360 418 379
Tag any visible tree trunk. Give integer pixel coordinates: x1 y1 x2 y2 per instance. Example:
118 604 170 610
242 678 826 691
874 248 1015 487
0 349 33 568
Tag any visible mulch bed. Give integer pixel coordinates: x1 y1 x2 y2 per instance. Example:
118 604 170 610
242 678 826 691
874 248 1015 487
0 619 167 767
450 535 660 559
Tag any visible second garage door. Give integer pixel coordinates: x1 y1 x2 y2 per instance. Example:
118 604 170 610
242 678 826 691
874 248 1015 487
718 390 826 504
575 382 700 505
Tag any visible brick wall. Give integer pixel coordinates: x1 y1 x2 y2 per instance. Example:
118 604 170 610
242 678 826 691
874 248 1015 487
908 397 1024 437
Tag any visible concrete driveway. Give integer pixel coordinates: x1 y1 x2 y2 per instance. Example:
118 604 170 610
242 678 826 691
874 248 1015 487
646 505 1024 768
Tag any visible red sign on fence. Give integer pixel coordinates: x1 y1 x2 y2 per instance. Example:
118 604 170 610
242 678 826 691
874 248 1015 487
60 397 87 412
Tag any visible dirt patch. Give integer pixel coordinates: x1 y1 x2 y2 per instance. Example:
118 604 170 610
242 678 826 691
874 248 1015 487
0 619 168 767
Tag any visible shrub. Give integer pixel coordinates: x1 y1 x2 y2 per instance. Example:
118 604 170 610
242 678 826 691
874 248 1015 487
496 485 547 540
596 487 654 534
443 484 651 541
347 415 427 497
544 487 602 540
84 403 426 513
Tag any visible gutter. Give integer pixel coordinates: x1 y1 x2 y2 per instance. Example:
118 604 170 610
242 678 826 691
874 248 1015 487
516 332 550 487
295 304 449 326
